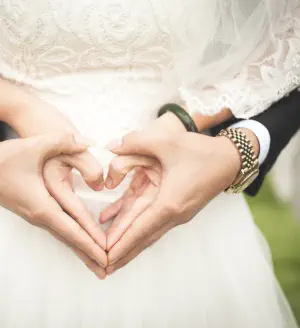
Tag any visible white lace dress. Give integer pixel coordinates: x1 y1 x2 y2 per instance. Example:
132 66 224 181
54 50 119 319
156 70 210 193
0 1 299 327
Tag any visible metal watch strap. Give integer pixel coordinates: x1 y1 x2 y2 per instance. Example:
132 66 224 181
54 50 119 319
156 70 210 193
218 128 259 193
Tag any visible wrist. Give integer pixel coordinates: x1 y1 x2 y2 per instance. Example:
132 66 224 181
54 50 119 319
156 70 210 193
156 111 187 134
11 97 77 138
217 136 242 185
0 83 31 126
0 78 79 138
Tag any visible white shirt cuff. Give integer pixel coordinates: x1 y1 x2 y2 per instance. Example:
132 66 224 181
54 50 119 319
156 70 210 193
229 120 271 166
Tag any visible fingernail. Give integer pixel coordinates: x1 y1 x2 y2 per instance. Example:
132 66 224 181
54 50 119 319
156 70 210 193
75 135 96 148
96 182 105 191
106 267 114 275
106 177 113 189
106 138 123 151
96 272 107 280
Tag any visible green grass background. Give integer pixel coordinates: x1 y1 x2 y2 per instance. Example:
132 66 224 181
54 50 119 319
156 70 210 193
246 180 300 323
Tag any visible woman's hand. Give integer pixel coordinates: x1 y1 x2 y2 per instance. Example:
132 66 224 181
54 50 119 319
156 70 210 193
0 133 107 279
44 151 106 252
0 77 107 255
101 113 247 274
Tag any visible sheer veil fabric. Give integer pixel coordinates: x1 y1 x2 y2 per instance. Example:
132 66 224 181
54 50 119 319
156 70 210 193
162 0 300 118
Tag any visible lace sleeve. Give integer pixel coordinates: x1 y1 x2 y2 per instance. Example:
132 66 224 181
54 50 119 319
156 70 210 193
179 6 300 119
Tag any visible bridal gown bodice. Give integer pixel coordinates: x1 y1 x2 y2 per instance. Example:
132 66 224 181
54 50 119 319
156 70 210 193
0 1 298 328
0 0 193 141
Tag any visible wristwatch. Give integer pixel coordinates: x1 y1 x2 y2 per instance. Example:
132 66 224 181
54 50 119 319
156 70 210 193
218 128 259 194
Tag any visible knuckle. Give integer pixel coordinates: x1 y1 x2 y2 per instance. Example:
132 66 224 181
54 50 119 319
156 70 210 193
58 132 74 144
25 138 45 154
51 132 75 152
145 236 157 248
46 134 62 149
157 197 182 216
176 215 190 225
122 131 141 150
27 205 52 224
110 158 126 174
124 131 138 143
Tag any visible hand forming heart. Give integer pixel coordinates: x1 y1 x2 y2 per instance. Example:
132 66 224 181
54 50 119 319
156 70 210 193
40 112 240 279
40 113 241 279
100 112 241 275
0 132 108 280
43 147 108 278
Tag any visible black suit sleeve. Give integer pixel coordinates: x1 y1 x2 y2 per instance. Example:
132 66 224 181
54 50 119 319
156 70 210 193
211 88 300 196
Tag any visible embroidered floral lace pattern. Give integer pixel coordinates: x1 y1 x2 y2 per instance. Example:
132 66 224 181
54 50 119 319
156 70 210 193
0 1 174 87
0 0 299 119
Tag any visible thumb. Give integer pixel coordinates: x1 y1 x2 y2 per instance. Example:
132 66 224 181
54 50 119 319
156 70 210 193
33 133 92 161
107 131 167 158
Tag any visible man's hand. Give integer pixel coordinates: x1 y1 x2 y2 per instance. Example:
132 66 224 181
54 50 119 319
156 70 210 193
101 161 161 252
102 117 242 275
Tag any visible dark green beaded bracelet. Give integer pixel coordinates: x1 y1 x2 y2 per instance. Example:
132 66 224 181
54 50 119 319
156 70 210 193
157 103 199 133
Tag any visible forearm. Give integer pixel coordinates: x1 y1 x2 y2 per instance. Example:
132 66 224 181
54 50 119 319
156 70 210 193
0 78 78 138
185 105 260 156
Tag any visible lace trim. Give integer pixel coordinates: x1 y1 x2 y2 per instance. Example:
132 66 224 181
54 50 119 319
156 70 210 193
180 8 300 119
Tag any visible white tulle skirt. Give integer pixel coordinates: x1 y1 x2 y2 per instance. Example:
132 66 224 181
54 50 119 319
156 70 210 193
0 151 297 327
0 81 297 327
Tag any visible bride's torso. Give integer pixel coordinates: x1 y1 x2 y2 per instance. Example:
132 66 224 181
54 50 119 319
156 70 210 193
0 0 212 142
